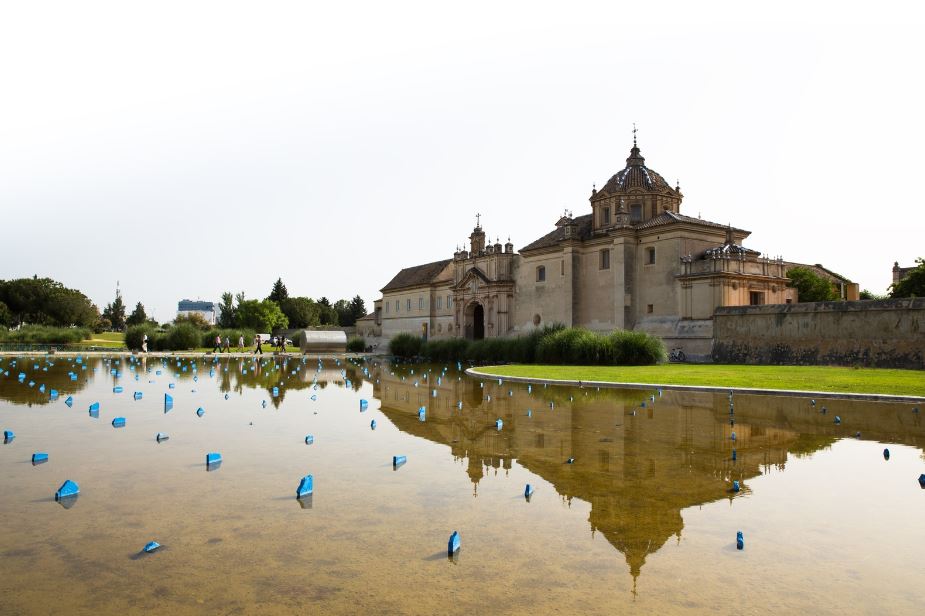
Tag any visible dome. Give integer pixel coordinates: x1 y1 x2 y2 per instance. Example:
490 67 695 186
598 144 676 194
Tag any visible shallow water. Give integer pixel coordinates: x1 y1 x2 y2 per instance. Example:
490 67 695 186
0 354 923 615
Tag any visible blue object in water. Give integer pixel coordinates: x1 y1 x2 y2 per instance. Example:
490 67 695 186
733 480 740 492
883 448 890 460
304 435 314 445
112 417 126 428
133 392 143 400
524 484 534 498
3 429 14 442
736 531 744 550
65 396 73 407
55 479 79 501
156 432 169 442
527 410 532 417
418 407 426 421
89 402 100 413
360 399 368 411
164 394 173 411
224 393 229 400
32 452 48 464
495 418 503 430
811 399 816 406
730 431 736 441
262 400 267 408
113 386 123 393
919 474 925 488
272 387 279 397
39 384 45 393
168 383 175 389
196 407 205 417
297 475 313 498
448 531 461 556
393 455 407 468
732 449 737 461
143 541 161 553
370 420 377 430
834 416 841 424
206 452 222 466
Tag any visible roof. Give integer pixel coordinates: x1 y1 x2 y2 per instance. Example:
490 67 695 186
598 145 678 195
178 300 216 312
380 259 453 293
783 262 853 284
520 211 744 253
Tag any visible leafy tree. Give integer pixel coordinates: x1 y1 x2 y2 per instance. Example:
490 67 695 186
859 289 887 300
280 297 321 328
349 295 366 323
126 302 147 326
268 278 289 303
174 312 211 330
334 299 352 326
0 300 11 327
218 292 237 328
315 297 338 325
890 258 925 298
0 276 97 327
95 317 112 333
236 299 289 332
102 292 127 331
786 267 839 302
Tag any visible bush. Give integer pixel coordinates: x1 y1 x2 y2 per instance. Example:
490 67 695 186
165 323 201 351
0 325 92 344
389 333 423 358
608 329 666 365
125 324 159 351
347 336 366 352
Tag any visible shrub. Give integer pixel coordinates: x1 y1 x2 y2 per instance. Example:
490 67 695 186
125 324 159 351
347 336 366 352
0 325 92 345
389 333 423 358
165 323 201 351
608 329 666 365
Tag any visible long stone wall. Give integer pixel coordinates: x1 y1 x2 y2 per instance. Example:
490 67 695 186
712 298 925 368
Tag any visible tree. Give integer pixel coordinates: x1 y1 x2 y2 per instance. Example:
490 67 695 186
280 297 321 329
236 299 289 332
334 299 352 326
859 289 887 300
890 258 925 298
316 297 338 325
268 278 289 303
218 292 237 328
349 295 366 324
102 293 127 331
0 300 12 327
126 302 147 326
786 267 839 302
174 312 211 330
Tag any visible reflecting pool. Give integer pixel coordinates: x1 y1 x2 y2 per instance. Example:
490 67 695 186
0 355 923 614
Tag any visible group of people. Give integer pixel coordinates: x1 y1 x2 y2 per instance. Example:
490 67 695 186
251 334 287 355
212 335 249 353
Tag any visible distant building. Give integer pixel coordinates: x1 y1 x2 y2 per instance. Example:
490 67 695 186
177 299 217 325
893 261 916 285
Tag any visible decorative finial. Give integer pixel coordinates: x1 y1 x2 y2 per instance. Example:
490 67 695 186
633 122 637 147
475 212 481 228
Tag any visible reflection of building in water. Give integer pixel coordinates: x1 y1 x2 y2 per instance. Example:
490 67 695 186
367 364 925 583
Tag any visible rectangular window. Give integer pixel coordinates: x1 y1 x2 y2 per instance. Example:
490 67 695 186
419 297 424 310
603 207 611 225
536 265 546 282
600 249 610 270
406 299 411 311
647 304 654 314
630 204 642 222
436 297 442 310
447 295 453 309
646 247 656 265
561 259 565 276
385 302 389 314
395 300 399 313
749 292 764 306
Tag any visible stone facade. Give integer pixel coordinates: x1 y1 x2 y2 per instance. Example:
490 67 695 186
371 139 849 359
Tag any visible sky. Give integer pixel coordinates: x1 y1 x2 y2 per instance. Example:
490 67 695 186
1 1 923 322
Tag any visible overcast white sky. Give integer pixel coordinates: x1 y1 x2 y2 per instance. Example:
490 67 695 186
1 1 922 322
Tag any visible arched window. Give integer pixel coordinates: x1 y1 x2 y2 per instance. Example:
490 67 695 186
536 266 546 282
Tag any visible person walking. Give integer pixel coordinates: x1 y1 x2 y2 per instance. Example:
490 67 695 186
223 336 231 353
254 334 263 355
238 335 245 352
142 333 148 353
213 334 222 353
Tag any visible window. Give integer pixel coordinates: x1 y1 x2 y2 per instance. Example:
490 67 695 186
436 297 442 310
646 247 656 265
418 297 424 310
647 304 654 314
447 295 453 309
395 300 399 312
406 299 411 311
630 204 642 222
602 206 611 225
600 249 610 270
385 302 389 314
536 265 546 282
749 291 764 305
561 259 565 276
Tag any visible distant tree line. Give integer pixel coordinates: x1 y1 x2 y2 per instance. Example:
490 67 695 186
0 276 99 329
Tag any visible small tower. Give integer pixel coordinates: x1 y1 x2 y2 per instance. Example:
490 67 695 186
470 213 486 254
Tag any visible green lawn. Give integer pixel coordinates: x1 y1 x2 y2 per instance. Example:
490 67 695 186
474 364 925 397
77 332 126 348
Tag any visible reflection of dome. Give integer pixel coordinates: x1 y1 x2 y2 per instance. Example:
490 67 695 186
598 144 677 194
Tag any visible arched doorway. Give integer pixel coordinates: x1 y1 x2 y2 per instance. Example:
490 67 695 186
473 304 485 340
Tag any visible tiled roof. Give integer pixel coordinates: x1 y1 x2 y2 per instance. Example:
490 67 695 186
520 214 593 252
598 145 677 195
634 211 745 232
380 259 452 292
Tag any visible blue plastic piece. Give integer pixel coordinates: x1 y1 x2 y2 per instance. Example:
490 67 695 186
3 429 14 442
448 531 461 555
164 394 173 411
527 410 532 417
360 399 369 411
89 402 100 413
112 417 126 428
196 407 204 417
206 452 222 466
370 420 377 430
730 431 737 441
224 393 229 400
393 455 407 468
495 418 503 430
133 392 143 400
272 387 279 397
156 432 169 442
732 449 737 461
834 416 841 424
113 386 123 393
736 531 744 550
919 474 925 488
304 435 314 445
143 541 161 553
49 389 58 398
418 407 426 421
524 484 534 498
39 384 46 393
732 480 740 492
168 383 175 389
55 479 79 501
297 474 314 498
32 452 48 464
883 448 890 460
